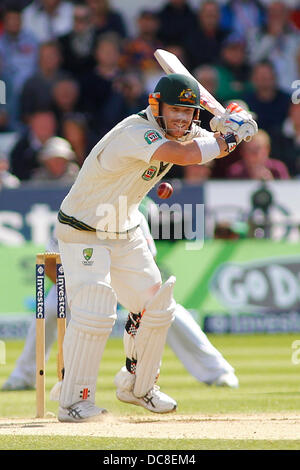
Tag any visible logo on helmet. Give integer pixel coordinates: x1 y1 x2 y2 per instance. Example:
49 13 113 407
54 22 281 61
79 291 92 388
178 88 197 105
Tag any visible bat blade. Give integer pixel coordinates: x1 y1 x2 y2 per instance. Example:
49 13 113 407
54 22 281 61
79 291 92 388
154 49 225 117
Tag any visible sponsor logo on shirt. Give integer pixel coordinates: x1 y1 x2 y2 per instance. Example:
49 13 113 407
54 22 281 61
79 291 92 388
142 165 158 181
144 130 162 144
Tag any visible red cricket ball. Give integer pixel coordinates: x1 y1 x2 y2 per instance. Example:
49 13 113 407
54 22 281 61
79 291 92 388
157 182 173 199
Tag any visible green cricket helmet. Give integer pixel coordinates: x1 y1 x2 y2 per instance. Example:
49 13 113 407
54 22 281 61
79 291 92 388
149 73 201 112
149 73 201 130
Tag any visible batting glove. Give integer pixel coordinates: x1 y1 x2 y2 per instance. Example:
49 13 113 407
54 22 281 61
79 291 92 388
210 102 258 142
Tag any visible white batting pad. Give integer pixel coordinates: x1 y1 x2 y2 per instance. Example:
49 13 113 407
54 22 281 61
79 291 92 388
59 282 117 408
133 276 176 397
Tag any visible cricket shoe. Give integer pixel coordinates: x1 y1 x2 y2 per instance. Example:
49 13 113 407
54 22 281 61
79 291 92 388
213 372 239 388
58 401 108 422
116 385 177 414
114 366 177 413
1 376 35 391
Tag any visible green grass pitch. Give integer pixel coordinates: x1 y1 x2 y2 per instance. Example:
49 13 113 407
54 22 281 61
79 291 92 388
0 334 299 450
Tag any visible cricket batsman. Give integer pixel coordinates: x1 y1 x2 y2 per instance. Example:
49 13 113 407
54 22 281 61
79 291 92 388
54 73 257 422
2 211 238 394
137 197 238 388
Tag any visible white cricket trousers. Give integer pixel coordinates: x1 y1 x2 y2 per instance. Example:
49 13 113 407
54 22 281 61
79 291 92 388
58 227 162 313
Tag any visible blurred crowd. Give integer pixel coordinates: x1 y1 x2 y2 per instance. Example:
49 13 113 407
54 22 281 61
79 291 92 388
0 0 299 188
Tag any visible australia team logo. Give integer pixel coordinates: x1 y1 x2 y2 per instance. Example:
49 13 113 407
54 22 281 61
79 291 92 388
82 248 94 266
178 88 197 105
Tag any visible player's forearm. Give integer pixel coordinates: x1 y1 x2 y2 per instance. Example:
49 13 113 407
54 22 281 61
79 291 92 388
151 133 233 166
214 134 233 158
152 140 201 166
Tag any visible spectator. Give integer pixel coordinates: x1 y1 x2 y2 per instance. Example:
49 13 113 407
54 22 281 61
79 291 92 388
60 112 92 166
116 71 148 117
58 3 97 79
193 64 220 131
80 33 125 138
145 41 188 94
0 5 5 36
226 129 290 180
220 0 266 38
0 152 20 189
51 77 81 132
85 0 127 39
243 61 291 140
32 136 79 182
156 0 197 48
215 33 253 102
120 10 163 93
214 221 248 240
184 0 228 70
183 161 215 184
291 5 300 29
9 109 57 180
20 41 66 120
194 64 219 99
0 75 13 132
296 44 300 83
22 0 74 43
0 108 10 133
165 43 187 67
0 5 39 129
5 1 32 9
249 1 300 94
273 103 300 177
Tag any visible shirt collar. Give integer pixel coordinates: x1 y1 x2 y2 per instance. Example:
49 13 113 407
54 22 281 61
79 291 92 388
145 105 161 129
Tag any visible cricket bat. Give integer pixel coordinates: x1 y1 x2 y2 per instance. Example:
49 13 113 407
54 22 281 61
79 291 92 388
154 49 225 117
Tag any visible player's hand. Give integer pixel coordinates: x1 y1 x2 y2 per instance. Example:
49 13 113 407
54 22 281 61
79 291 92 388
214 132 238 158
210 102 258 143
